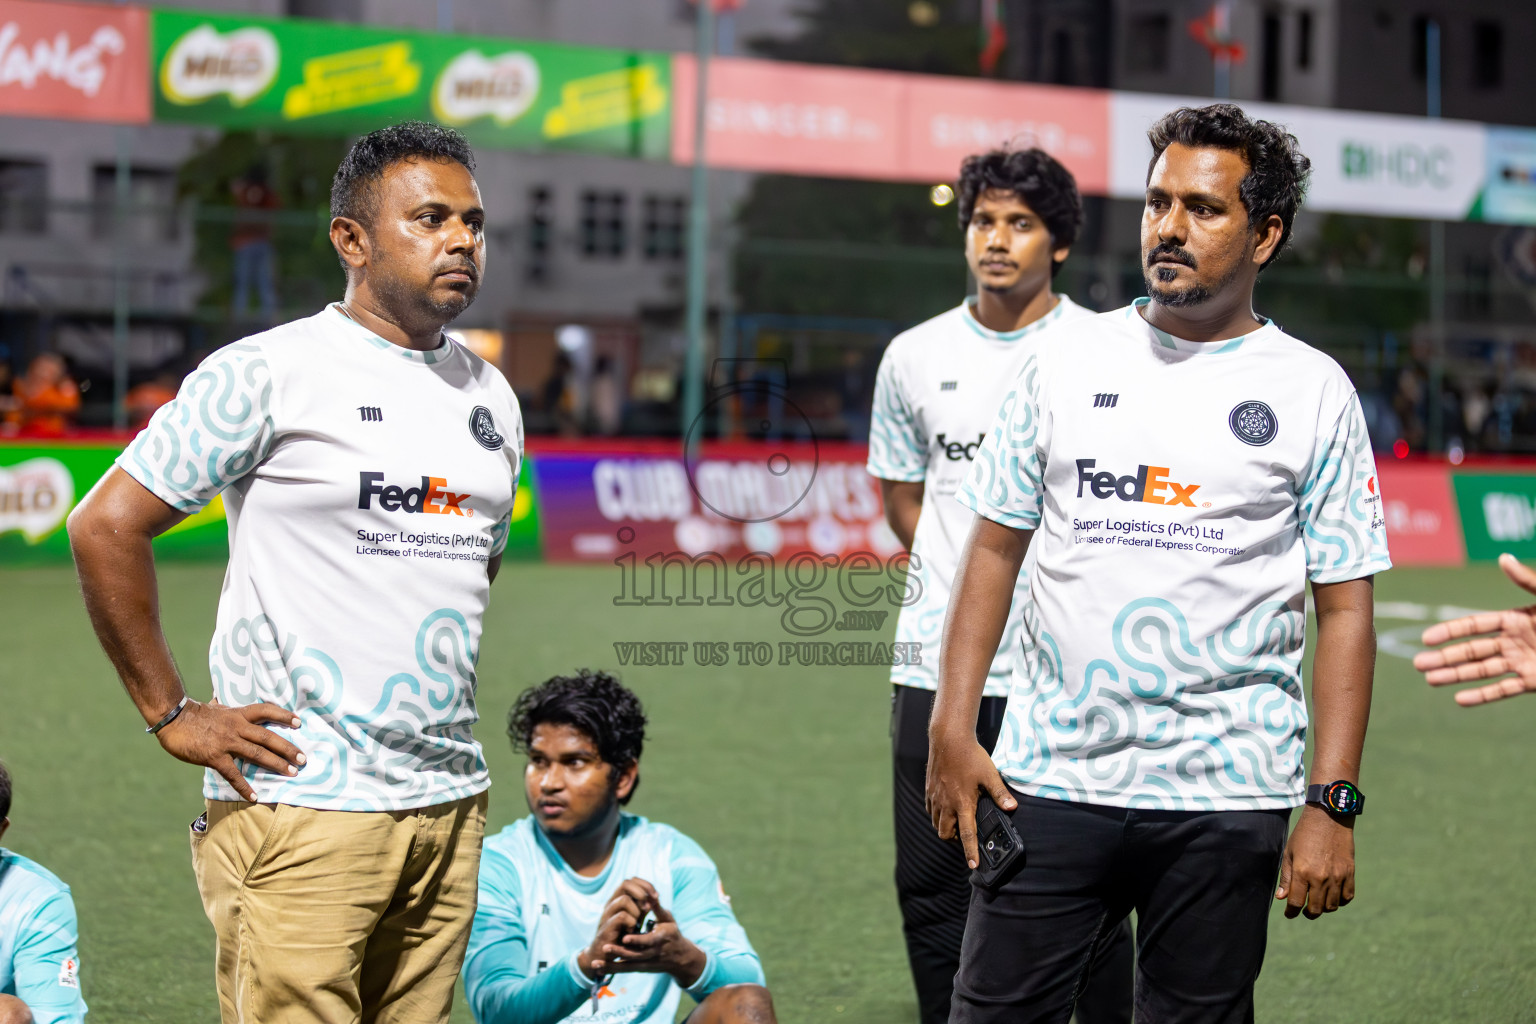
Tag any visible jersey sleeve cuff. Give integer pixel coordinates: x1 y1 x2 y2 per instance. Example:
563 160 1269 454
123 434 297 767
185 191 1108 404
561 950 595 997
1307 554 1392 584
955 488 1040 531
685 951 720 1000
866 462 926 483
114 452 212 515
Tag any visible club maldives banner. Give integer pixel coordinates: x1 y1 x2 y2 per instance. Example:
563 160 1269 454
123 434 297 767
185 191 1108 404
530 440 902 564
150 8 670 158
0 441 541 565
0 0 149 123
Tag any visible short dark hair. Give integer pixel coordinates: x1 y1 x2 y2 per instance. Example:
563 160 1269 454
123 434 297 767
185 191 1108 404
956 147 1083 276
1146 104 1311 270
508 670 647 804
330 120 476 227
0 760 11 821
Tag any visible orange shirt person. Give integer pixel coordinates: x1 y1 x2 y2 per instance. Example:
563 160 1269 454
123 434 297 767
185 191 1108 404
9 353 80 437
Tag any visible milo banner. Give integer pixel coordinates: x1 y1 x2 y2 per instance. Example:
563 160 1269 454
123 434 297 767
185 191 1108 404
0 442 541 565
150 8 670 158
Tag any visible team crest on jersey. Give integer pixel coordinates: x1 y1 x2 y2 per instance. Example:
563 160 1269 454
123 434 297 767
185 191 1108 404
469 406 504 451
59 956 79 989
1228 400 1278 446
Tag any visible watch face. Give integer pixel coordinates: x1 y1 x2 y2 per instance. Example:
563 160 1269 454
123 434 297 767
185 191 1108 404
1324 781 1361 814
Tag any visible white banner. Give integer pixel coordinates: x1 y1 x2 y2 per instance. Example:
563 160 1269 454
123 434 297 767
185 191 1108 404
1110 93 1487 222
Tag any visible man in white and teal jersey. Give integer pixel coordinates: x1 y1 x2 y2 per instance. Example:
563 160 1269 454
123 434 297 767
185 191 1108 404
68 124 521 1023
0 762 87 1024
867 147 1130 1024
930 105 1390 1024
465 671 774 1024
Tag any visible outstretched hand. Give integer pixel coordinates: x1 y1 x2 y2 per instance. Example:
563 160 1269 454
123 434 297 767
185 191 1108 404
1414 553 1536 706
156 699 305 801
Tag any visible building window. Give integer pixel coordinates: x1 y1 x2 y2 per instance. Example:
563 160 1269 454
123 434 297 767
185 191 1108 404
1297 10 1313 69
643 195 686 261
580 190 627 259
527 186 552 284
1125 14 1170 75
91 165 177 243
1411 14 1432 81
1473 20 1502 89
1260 11 1282 100
0 160 47 234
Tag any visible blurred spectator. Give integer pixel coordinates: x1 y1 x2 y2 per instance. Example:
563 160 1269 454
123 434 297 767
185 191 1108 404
125 367 184 430
0 362 17 428
541 351 580 436
838 347 873 442
589 354 623 435
231 165 279 324
8 352 80 437
1392 365 1427 450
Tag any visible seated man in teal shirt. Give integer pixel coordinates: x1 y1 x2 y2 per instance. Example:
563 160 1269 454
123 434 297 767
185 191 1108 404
0 761 87 1024
464 671 775 1024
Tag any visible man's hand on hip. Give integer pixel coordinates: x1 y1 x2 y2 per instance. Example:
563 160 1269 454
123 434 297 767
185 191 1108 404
157 699 305 802
926 731 1016 869
1275 805 1355 920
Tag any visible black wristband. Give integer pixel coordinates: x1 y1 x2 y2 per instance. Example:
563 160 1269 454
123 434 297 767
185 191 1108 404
147 696 190 735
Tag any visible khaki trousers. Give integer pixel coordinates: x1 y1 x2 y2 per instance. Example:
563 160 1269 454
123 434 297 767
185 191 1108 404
190 792 488 1024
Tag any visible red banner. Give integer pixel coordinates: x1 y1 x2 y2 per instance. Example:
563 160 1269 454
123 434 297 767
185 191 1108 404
1375 462 1465 567
672 54 1112 187
0 0 149 123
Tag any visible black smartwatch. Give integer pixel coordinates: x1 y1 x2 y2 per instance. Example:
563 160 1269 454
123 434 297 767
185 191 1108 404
1305 780 1364 816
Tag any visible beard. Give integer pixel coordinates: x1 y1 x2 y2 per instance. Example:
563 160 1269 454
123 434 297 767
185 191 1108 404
1142 241 1246 308
370 246 479 331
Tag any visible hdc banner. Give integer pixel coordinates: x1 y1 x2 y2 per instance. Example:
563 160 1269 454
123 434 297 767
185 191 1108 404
151 8 670 158
0 0 150 123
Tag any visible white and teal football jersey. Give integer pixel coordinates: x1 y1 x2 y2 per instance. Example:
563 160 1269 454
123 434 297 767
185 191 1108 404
463 813 764 1024
118 305 523 811
958 300 1391 811
0 849 87 1024
868 295 1093 696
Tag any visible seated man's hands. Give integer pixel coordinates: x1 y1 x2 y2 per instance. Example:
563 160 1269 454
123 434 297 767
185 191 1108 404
581 877 706 988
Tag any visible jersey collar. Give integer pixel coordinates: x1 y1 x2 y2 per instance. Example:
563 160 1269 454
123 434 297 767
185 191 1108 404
326 303 455 365
1129 297 1274 354
961 294 1073 342
531 812 641 895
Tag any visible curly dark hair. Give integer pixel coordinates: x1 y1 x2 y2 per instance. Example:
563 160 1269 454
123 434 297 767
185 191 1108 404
1146 104 1311 270
508 670 647 805
329 120 476 228
956 147 1083 277
0 759 11 822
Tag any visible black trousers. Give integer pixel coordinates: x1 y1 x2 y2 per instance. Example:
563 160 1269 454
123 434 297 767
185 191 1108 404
892 685 1134 1024
951 791 1292 1024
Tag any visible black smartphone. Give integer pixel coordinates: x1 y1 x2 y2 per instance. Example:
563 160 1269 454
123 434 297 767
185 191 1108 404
972 794 1025 889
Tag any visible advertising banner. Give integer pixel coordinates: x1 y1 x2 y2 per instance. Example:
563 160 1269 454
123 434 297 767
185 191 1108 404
0 442 541 565
1109 93 1487 222
1450 471 1536 562
672 55 1111 189
0 0 150 123
901 77 1109 194
1375 462 1464 567
1483 127 1536 227
532 440 901 564
151 8 670 158
0 443 227 565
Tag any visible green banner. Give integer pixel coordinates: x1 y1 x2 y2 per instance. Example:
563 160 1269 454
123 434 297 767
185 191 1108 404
151 8 671 158
0 443 542 565
0 443 229 565
1450 472 1536 561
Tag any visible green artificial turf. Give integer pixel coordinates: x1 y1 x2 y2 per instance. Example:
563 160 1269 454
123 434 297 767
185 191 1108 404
1 562 1533 1022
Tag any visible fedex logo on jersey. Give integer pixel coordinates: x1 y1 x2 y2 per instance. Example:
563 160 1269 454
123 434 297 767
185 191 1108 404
357 472 474 516
1075 459 1201 506
935 432 985 461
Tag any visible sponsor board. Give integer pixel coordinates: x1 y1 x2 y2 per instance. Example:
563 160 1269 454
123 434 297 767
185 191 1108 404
1483 127 1536 227
1375 463 1464 567
151 8 669 157
532 442 900 563
1451 471 1536 562
0 0 149 123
